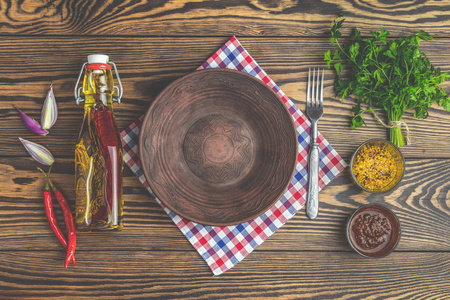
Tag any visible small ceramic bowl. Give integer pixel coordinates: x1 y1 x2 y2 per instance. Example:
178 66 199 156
346 204 401 258
350 139 405 193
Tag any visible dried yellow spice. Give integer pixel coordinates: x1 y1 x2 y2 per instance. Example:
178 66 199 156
352 144 396 190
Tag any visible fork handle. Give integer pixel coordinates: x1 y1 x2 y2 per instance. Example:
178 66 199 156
306 141 320 220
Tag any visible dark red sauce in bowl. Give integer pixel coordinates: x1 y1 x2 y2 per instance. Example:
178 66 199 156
346 204 401 258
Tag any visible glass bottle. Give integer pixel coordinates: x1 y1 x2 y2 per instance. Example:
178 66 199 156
74 54 124 231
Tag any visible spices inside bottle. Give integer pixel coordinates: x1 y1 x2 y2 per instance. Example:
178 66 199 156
75 54 123 231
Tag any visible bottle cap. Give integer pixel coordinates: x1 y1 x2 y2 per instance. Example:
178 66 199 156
87 54 109 64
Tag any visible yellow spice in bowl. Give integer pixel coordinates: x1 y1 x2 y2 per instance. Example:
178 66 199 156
352 144 396 191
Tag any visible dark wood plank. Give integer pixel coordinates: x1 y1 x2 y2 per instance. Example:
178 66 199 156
1 37 450 159
0 2 448 299
0 250 448 299
0 0 449 37
1 157 448 252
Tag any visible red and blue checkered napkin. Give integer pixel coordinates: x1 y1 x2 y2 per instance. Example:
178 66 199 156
120 36 347 275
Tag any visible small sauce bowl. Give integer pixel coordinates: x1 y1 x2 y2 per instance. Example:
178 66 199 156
346 204 401 258
350 139 405 193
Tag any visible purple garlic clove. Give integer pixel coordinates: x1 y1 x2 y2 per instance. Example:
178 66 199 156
19 137 55 166
41 83 58 130
13 105 48 136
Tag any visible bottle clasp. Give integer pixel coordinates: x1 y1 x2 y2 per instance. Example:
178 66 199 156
74 61 123 105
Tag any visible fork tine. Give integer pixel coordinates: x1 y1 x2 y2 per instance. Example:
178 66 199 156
320 69 324 107
307 68 311 107
316 68 320 107
311 68 315 107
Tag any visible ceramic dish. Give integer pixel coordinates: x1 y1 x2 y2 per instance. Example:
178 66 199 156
139 68 298 226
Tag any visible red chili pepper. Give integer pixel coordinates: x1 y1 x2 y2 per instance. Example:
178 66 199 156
38 168 75 265
91 102 121 226
43 180 67 249
48 179 76 269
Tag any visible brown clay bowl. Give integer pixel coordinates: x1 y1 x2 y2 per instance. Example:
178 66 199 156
346 204 401 258
139 68 298 226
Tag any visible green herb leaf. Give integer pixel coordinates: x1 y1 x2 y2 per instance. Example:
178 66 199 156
351 115 365 128
416 30 433 41
383 50 395 59
350 43 360 60
379 29 389 44
439 97 450 111
334 62 344 75
351 28 361 41
333 49 341 60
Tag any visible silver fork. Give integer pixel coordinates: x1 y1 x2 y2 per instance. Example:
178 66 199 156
305 68 324 220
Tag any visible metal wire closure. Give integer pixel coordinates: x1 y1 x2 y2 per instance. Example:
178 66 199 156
74 61 123 105
110 61 123 104
74 62 87 105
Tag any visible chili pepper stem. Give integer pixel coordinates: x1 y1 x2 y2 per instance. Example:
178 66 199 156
48 177 56 193
37 165 53 191
45 172 60 195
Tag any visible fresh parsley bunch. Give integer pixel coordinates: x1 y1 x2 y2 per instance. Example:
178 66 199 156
325 13 450 147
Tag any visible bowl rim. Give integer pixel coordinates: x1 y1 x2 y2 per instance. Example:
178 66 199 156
346 203 402 259
350 139 405 193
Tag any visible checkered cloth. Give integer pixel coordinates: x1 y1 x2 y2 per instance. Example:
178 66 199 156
120 36 347 275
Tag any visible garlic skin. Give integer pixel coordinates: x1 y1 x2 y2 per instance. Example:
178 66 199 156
19 137 55 166
13 105 48 136
41 83 58 130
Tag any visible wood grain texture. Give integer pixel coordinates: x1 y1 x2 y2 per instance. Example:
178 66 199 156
0 251 448 299
0 157 448 252
0 0 449 37
1 1 449 297
1 37 450 159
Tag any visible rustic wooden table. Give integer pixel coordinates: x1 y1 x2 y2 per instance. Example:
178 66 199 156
1 1 449 299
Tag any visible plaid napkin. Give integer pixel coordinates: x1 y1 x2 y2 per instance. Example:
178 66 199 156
120 36 347 275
